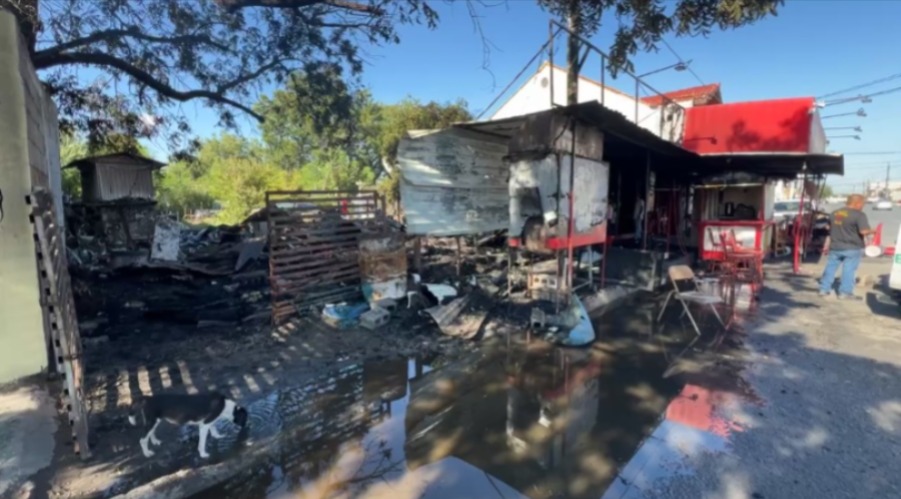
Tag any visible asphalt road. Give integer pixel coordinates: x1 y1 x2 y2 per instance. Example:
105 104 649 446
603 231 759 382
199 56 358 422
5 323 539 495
821 202 901 249
608 263 901 499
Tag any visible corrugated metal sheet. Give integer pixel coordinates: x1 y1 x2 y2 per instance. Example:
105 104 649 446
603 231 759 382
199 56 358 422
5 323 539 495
93 161 155 201
398 128 510 236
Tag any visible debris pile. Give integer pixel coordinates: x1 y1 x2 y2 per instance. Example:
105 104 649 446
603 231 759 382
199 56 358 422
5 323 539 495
69 219 272 340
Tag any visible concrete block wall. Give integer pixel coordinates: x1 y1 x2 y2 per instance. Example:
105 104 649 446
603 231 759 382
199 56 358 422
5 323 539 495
0 11 61 383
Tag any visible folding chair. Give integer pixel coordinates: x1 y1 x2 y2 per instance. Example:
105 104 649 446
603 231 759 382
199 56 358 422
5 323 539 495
657 265 726 337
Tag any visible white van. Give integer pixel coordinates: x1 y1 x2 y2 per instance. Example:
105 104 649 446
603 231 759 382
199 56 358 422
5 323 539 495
890 222 901 297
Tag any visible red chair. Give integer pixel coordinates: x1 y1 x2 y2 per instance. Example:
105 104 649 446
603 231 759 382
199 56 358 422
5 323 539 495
719 230 763 295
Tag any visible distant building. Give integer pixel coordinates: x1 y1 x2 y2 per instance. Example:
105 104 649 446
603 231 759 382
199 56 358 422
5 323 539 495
65 152 165 203
490 61 721 142
640 83 722 108
64 153 167 260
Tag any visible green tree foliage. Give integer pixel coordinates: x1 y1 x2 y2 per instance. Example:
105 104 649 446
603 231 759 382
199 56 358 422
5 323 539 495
367 98 472 205
372 98 472 168
3 0 442 152
254 67 378 171
60 133 87 199
538 0 782 73
154 162 216 218
200 136 291 224
153 93 470 224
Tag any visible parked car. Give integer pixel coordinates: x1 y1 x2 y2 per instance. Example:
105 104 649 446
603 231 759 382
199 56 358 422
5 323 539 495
873 199 894 211
773 200 813 221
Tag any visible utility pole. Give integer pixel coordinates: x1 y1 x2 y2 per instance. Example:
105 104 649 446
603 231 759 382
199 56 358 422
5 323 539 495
566 1 581 106
886 162 891 197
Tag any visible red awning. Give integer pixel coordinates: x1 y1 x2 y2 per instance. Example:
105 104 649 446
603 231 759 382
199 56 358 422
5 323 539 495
681 97 842 176
682 97 820 155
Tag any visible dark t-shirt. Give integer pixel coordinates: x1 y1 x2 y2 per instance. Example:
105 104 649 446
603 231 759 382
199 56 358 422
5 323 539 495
829 207 870 250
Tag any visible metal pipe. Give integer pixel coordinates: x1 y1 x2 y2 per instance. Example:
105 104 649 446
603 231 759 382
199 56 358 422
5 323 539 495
794 168 807 274
566 119 577 300
549 20 684 111
548 20 555 109
600 55 606 106
643 151 650 250
634 78 640 123
601 234 610 289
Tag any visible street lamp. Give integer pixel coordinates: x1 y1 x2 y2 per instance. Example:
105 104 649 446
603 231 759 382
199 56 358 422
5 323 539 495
824 126 863 132
822 108 867 119
827 135 861 140
637 60 691 79
824 94 874 107
634 60 691 121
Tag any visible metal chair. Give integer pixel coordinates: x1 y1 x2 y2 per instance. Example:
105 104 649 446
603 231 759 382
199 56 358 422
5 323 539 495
719 229 763 293
657 265 726 337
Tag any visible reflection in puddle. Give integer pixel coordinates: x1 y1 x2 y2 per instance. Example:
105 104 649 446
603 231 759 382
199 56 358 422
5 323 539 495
195 301 754 499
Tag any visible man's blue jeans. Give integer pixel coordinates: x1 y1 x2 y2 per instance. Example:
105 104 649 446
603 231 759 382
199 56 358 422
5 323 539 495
819 249 863 296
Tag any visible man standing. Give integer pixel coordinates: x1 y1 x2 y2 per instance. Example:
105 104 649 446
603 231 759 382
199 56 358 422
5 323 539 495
819 194 874 300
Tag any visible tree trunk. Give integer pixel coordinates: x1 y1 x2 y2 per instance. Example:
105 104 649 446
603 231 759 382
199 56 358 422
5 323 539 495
1 0 39 54
566 0 582 107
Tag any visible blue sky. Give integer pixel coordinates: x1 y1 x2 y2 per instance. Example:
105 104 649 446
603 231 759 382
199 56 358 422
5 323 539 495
175 0 901 189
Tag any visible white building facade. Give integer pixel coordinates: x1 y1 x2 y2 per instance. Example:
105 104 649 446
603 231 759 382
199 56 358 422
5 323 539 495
490 62 719 145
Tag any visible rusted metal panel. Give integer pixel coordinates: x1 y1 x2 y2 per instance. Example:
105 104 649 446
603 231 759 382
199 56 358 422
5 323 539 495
266 190 388 325
398 128 510 236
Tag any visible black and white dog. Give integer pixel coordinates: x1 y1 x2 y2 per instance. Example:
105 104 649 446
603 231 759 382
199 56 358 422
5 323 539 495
127 392 248 459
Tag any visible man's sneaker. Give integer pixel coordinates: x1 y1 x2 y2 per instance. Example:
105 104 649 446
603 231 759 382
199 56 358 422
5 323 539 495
837 294 863 301
818 291 831 298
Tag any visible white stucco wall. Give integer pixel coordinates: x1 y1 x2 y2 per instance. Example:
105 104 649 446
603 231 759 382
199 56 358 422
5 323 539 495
491 64 677 139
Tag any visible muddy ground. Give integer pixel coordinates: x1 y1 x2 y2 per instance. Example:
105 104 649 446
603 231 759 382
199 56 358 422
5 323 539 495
35 241 514 498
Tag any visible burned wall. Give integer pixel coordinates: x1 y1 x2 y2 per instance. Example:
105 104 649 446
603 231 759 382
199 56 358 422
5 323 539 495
67 203 158 264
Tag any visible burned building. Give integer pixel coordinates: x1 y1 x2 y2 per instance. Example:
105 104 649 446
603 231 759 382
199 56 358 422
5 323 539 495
64 152 166 265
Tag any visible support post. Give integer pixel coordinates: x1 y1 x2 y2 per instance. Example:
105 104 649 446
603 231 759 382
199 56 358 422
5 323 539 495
793 168 808 274
507 245 514 296
566 4 581 106
643 151 651 250
413 237 423 274
455 236 462 277
548 20 555 109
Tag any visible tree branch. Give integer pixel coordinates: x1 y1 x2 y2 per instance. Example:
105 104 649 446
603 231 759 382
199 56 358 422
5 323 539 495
33 28 229 68
215 0 384 15
217 58 289 94
40 52 264 121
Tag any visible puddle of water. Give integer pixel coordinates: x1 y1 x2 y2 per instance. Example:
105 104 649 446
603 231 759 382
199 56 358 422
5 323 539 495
194 300 752 499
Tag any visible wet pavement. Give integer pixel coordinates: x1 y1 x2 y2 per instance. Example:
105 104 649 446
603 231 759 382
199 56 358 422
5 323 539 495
189 296 754 499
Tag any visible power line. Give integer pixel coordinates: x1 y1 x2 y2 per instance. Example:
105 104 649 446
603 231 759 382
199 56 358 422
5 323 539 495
825 83 901 106
842 151 901 156
659 38 705 86
475 26 562 119
817 71 901 100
